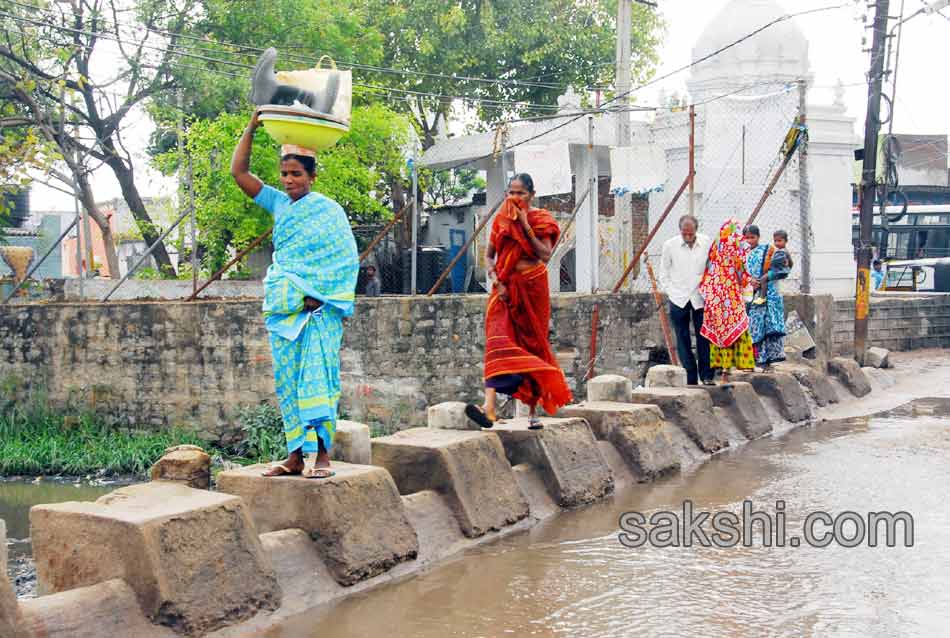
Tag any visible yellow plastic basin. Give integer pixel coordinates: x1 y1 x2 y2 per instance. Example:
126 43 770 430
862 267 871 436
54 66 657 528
259 113 349 151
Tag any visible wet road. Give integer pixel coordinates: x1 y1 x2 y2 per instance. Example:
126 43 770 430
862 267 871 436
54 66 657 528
273 399 950 638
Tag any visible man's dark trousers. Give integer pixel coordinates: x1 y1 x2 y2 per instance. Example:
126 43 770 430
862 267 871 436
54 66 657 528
668 301 712 385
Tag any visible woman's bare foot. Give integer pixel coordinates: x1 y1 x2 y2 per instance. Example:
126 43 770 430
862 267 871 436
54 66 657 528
262 449 305 476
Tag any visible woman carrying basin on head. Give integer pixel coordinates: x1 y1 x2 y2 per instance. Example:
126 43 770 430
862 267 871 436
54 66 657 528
231 110 359 479
465 173 573 430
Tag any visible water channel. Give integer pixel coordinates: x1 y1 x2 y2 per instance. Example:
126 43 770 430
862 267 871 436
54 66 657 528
271 399 950 638
4 400 950 636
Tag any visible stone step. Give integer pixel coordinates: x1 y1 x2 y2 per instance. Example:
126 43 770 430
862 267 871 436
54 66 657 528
629 387 732 454
586 374 633 403
370 428 529 538
771 362 840 407
828 356 873 397
216 462 418 587
729 371 814 423
697 382 772 440
29 482 280 637
492 417 613 508
558 402 689 481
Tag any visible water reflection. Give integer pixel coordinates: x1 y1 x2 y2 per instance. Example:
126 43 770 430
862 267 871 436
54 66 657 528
274 401 950 638
0 480 114 560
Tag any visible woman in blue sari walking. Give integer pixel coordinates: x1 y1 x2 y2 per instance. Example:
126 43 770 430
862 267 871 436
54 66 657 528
232 111 359 478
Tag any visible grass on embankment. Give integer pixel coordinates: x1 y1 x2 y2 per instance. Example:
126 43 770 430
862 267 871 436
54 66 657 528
0 403 216 477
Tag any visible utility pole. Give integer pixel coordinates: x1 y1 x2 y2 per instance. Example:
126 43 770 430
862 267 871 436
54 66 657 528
854 0 891 363
615 0 632 146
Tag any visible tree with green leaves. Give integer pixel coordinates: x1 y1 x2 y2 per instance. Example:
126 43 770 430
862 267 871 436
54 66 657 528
154 104 412 272
358 0 662 148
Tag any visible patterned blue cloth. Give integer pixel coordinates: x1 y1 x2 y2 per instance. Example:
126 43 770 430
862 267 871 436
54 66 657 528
254 185 359 453
746 243 787 365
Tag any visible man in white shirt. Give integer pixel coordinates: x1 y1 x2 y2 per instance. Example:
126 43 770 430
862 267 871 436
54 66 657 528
659 215 713 385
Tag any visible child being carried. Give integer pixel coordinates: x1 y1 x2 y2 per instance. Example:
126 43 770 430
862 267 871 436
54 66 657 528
751 229 793 305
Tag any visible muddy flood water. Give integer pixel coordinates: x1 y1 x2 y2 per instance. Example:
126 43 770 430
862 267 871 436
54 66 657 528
271 399 950 638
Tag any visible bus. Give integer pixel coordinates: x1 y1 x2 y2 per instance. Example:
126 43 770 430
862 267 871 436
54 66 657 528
852 204 950 292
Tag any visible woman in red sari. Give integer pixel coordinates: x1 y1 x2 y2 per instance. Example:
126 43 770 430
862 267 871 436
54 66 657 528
465 174 573 430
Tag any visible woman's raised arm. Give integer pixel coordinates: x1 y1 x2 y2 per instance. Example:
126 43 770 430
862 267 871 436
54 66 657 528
231 111 265 199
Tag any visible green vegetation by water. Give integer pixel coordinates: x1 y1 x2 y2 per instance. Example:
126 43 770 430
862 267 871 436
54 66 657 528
0 404 213 476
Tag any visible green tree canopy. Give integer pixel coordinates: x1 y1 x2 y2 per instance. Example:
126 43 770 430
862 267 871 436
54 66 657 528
155 104 412 271
358 0 662 146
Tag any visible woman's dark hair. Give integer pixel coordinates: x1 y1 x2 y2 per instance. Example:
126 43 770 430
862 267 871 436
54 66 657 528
509 173 535 193
773 229 789 241
281 154 317 177
743 224 760 237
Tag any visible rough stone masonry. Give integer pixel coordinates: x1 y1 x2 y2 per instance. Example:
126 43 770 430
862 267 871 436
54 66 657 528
0 290 909 440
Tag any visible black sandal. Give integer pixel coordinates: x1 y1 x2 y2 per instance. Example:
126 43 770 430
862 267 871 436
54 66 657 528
465 404 495 429
528 416 544 430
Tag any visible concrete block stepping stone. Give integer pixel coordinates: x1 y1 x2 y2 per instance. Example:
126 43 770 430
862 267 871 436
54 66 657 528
492 417 613 508
630 387 732 454
371 428 529 538
426 401 476 430
698 382 772 440
30 482 280 637
772 362 840 406
559 402 687 481
332 420 372 465
217 462 418 586
730 371 814 422
586 374 633 402
828 356 873 397
645 364 687 388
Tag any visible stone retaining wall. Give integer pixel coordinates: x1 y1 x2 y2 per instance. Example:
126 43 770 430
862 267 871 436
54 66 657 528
0 291 941 438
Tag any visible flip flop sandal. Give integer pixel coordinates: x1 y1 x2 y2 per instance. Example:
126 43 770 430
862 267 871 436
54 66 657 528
303 467 335 479
465 404 496 429
261 462 301 477
528 417 544 430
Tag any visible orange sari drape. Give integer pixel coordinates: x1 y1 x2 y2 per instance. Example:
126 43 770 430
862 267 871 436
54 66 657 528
483 197 573 414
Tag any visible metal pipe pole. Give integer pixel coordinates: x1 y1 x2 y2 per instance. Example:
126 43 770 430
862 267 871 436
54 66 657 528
426 198 504 296
359 201 412 263
410 153 419 294
615 0 632 147
102 208 191 302
189 227 272 301
587 115 598 290
550 186 592 255
3 217 79 304
797 79 811 294
73 183 83 300
688 105 696 218
189 153 197 293
645 254 679 366
612 172 691 293
855 0 892 364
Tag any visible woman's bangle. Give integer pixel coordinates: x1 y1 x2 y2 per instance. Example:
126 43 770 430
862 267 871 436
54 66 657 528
527 227 536 239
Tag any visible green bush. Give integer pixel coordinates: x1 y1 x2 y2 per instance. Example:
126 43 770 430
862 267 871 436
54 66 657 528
231 403 286 462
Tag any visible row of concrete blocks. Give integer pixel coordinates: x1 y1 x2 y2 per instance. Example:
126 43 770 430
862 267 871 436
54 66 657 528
3 357 881 638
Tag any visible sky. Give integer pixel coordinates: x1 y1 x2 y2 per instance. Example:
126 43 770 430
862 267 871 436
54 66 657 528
31 0 950 211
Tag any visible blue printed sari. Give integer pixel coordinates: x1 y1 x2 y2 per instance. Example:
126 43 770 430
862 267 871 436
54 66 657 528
254 185 359 454
745 243 787 365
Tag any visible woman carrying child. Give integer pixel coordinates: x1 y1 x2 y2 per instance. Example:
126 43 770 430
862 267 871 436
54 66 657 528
743 225 792 367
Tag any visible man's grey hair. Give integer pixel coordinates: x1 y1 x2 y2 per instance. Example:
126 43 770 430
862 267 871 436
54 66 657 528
678 214 699 230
